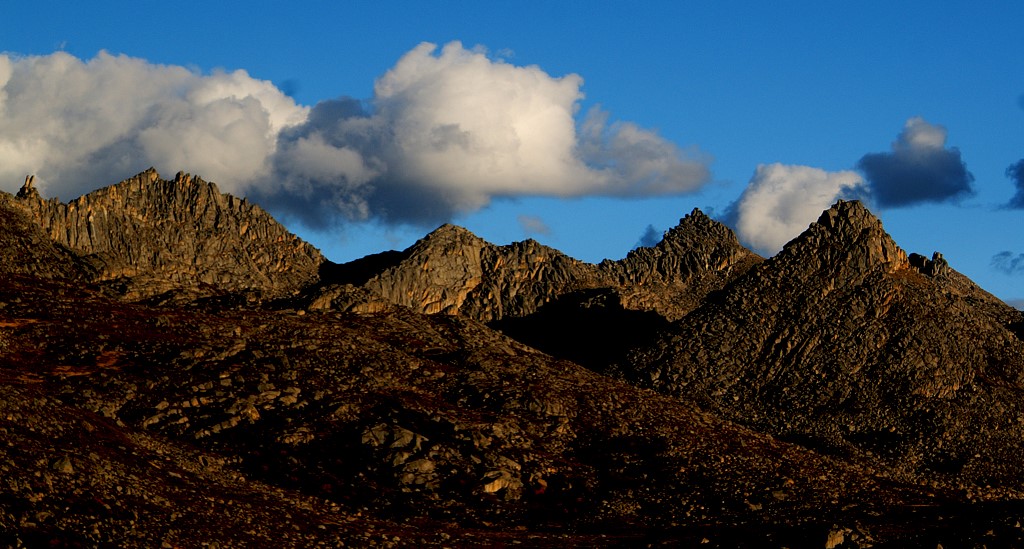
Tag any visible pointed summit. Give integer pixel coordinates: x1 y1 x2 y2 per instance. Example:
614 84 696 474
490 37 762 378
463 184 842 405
777 200 907 278
610 207 761 287
419 223 487 246
660 208 752 257
360 223 491 315
14 169 324 299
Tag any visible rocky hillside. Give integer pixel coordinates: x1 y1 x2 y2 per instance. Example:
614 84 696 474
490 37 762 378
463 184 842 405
4 171 1024 546
600 208 762 320
312 207 760 326
623 200 1024 491
0 191 87 281
14 169 324 300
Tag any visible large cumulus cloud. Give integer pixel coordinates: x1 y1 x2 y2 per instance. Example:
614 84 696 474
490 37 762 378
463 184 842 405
1 43 712 228
856 117 974 206
253 42 712 226
0 51 307 199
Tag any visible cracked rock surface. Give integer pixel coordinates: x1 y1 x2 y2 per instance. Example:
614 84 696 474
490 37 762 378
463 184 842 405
3 173 1024 546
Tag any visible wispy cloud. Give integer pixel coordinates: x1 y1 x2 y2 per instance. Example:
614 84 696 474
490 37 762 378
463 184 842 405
634 224 662 249
856 117 974 207
517 214 551 236
0 44 714 229
992 251 1024 275
1005 160 1024 209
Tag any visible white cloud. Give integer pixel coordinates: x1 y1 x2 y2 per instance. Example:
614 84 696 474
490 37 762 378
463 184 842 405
896 116 946 151
730 163 866 255
258 41 713 226
0 43 712 228
0 51 308 200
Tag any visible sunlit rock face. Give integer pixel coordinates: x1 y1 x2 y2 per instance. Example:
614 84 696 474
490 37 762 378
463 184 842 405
14 168 324 299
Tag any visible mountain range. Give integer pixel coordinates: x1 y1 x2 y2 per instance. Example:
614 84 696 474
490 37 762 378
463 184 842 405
2 169 1023 547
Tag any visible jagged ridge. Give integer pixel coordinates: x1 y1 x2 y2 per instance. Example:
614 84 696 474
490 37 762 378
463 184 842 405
5 173 1024 545
314 208 761 323
624 200 1024 489
13 169 324 299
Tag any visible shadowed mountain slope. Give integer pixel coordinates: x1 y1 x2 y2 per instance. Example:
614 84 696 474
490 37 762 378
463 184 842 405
5 172 1024 546
1 196 975 547
623 200 1024 490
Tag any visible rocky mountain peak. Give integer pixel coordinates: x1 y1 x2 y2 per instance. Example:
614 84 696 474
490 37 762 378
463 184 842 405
778 199 907 278
415 223 489 252
358 224 489 315
617 207 758 277
591 208 761 319
12 168 324 299
672 206 715 231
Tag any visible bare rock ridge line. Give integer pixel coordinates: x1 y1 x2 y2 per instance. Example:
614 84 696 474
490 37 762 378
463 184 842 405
10 168 759 319
12 168 324 299
600 208 763 320
314 208 762 323
624 198 1024 490
5 169 1024 545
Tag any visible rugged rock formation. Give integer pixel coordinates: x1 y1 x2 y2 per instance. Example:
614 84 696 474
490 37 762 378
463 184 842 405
624 200 1024 491
600 208 762 320
0 188 87 281
5 172 1024 546
13 169 324 299
316 208 760 326
320 224 610 321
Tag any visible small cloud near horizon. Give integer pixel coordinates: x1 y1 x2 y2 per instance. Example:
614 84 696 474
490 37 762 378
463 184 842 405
992 251 1024 275
517 214 551 237
1005 160 1024 209
634 224 662 249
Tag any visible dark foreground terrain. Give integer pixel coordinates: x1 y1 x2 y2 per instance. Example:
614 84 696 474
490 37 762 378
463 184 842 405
2 170 1024 547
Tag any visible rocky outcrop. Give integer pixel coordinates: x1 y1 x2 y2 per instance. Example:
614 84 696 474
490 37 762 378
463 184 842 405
600 208 762 320
910 251 950 277
319 208 760 324
14 169 324 299
361 224 493 315
0 188 87 281
624 200 1024 489
461 237 612 322
7 175 1024 545
319 223 612 321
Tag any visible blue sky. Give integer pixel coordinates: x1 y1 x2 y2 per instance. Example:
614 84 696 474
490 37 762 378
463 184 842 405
2 1 1022 305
